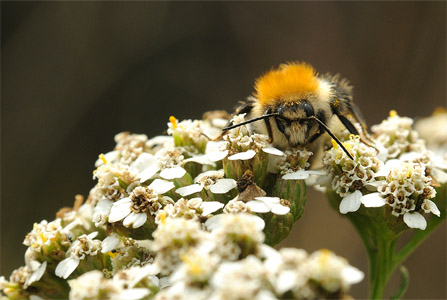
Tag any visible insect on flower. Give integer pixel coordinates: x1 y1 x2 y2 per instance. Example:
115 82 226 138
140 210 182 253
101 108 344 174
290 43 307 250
223 62 374 160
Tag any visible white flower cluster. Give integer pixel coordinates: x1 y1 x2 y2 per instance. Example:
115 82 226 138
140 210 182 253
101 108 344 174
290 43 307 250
371 111 425 159
414 109 447 155
2 113 362 300
150 214 363 300
321 112 445 230
323 136 382 200
361 160 441 230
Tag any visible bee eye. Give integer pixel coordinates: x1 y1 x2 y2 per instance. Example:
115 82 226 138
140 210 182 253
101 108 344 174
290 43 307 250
301 100 314 117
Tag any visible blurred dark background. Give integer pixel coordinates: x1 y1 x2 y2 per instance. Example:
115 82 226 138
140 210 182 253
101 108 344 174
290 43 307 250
1 2 445 299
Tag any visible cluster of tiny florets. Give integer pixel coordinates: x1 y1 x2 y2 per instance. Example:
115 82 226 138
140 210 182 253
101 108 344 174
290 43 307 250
378 162 436 217
279 148 312 175
114 132 149 164
2 113 364 300
323 137 382 197
371 111 425 158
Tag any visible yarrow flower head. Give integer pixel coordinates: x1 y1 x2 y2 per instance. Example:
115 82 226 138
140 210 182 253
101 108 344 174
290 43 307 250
371 110 425 159
376 161 439 229
323 135 384 214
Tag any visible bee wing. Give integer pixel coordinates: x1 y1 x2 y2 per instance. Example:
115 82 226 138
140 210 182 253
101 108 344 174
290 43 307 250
325 74 375 146
337 101 376 146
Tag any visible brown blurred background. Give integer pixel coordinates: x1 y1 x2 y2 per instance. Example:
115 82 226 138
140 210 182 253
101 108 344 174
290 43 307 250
1 2 446 299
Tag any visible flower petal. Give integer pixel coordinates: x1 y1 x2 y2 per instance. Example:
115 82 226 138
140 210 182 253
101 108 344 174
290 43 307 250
24 261 47 288
184 155 216 166
131 153 156 172
255 196 281 205
101 235 120 253
148 179 175 194
159 167 186 180
423 200 441 217
108 197 132 223
270 204 290 215
246 200 270 213
210 179 237 194
282 170 310 180
262 147 285 156
403 211 427 230
140 165 161 183
55 257 80 279
123 212 148 229
339 190 362 214
228 150 256 160
375 159 401 177
431 168 447 184
176 184 203 197
360 192 386 207
276 270 298 294
201 201 225 216
341 266 364 285
95 198 113 215
206 150 229 162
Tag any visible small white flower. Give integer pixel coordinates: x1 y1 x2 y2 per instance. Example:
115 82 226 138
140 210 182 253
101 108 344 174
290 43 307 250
247 197 290 215
228 150 256 160
403 211 427 230
210 178 237 194
108 197 133 223
56 232 101 279
339 190 362 214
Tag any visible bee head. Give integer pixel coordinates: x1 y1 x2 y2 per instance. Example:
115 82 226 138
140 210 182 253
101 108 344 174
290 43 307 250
254 62 319 107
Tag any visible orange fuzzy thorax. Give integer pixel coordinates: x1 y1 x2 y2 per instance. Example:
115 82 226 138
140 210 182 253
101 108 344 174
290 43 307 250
254 62 319 105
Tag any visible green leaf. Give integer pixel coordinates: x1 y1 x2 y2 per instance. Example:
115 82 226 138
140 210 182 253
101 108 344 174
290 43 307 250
391 266 409 300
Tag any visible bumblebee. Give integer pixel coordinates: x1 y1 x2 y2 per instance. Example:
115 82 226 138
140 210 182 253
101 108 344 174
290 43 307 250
223 62 373 159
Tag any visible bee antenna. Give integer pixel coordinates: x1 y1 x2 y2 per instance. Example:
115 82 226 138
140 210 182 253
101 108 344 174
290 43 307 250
222 113 280 132
306 116 354 160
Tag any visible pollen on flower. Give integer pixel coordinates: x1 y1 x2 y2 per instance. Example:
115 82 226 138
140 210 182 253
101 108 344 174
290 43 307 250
99 153 108 165
389 110 398 117
169 116 178 129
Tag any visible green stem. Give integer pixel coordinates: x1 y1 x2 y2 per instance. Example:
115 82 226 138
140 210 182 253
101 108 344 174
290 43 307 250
368 237 396 299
